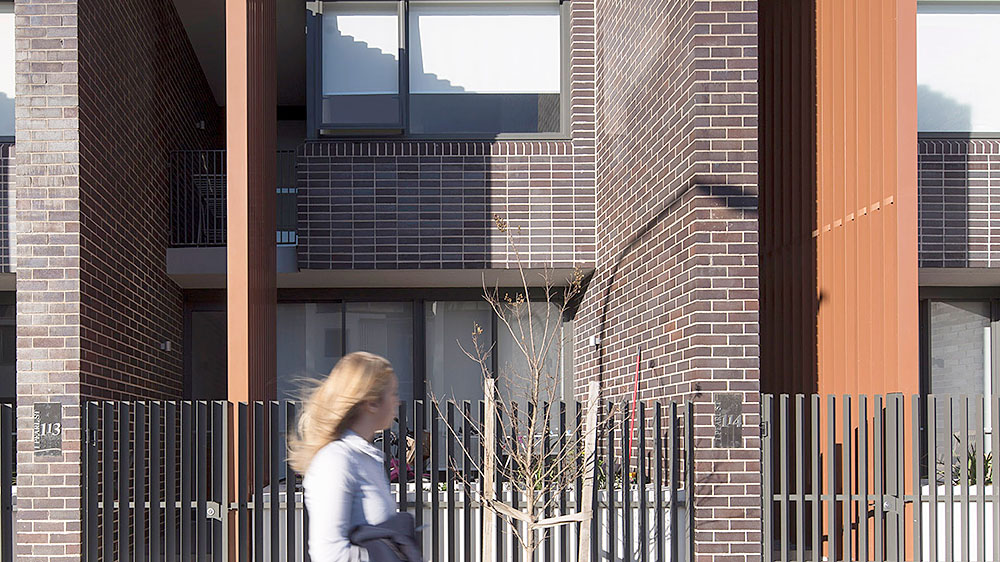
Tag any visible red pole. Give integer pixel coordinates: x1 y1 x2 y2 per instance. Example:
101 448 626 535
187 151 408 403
628 347 641 463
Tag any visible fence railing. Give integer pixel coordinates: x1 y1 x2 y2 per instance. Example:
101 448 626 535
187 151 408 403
762 394 1000 562
83 399 695 562
0 143 13 273
0 403 12 562
169 150 298 247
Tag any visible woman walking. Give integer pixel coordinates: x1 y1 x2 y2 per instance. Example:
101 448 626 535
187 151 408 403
289 352 411 561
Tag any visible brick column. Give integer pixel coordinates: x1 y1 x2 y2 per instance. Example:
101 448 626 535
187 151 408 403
14 0 83 560
580 1 760 560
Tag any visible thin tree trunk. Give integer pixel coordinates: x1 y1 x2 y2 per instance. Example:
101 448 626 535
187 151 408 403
578 381 600 562
522 526 535 562
482 378 497 562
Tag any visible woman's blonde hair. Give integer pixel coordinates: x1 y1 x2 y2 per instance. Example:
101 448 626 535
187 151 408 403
288 351 395 474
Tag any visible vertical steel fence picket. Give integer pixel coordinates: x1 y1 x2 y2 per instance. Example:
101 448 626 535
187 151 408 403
763 394 1000 562
83 399 695 562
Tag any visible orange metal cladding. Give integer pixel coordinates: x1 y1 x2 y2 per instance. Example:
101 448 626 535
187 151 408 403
759 0 818 397
226 0 277 404
762 0 917 559
226 1 277 559
814 0 918 398
760 0 918 398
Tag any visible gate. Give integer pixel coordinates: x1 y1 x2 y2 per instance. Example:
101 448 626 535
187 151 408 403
762 394 1000 562
83 399 695 562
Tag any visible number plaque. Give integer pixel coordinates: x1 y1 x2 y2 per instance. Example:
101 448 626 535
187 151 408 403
713 393 743 448
33 402 62 457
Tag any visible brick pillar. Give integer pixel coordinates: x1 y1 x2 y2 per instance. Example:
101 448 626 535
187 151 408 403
13 0 83 559
687 4 761 561
579 1 761 560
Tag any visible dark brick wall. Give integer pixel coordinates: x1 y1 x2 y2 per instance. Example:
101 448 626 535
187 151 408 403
918 139 1000 268
297 141 595 269
576 1 760 559
297 0 597 271
77 0 221 399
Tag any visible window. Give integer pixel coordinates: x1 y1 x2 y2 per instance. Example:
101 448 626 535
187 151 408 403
917 3 1000 133
309 0 566 137
0 3 13 139
425 301 492 404
276 303 344 402
320 2 402 129
345 302 415 404
920 295 1000 475
926 300 993 447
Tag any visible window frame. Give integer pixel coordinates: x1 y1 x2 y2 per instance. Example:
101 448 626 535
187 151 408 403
916 0 1000 137
918 288 1000 481
185 287 576 403
306 0 572 140
0 1 13 143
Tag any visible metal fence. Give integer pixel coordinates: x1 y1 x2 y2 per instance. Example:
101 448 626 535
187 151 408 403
83 399 695 562
762 394 1000 562
0 403 12 562
169 150 298 247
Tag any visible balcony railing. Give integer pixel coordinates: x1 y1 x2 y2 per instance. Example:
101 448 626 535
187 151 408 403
0 144 12 273
169 150 298 247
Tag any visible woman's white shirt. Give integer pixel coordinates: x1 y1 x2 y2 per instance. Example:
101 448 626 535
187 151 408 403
302 431 397 562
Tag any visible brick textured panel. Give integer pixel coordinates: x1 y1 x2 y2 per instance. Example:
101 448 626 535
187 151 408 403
14 0 84 558
297 0 596 271
15 0 220 558
918 139 1000 268
77 0 221 400
297 141 596 270
575 1 760 560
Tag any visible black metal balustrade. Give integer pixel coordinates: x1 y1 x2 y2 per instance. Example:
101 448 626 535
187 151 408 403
169 150 298 247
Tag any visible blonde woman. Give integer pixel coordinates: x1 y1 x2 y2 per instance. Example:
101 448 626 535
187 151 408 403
290 352 407 561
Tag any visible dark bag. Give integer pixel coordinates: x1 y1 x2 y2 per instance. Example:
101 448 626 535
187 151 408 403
349 512 422 562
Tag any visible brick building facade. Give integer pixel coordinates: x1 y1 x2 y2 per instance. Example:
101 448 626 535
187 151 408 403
918 139 1000 269
574 2 761 558
0 0 964 560
14 0 218 558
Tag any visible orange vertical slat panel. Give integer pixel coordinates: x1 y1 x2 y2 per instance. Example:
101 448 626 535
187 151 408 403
227 0 277 403
760 0 917 395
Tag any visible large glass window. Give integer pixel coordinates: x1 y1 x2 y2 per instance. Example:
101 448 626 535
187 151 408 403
320 2 402 129
263 298 571 406
925 299 994 458
408 2 561 134
277 303 344 401
496 301 570 405
425 301 493 404
918 3 1000 133
0 3 13 138
312 0 564 136
346 302 415 404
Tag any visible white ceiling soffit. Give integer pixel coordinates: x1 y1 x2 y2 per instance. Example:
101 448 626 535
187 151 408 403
171 0 306 107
